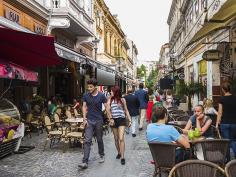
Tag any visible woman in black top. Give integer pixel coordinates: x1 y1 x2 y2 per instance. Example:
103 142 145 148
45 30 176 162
217 82 236 160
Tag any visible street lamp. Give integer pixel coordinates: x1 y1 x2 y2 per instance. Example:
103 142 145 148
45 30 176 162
92 37 100 61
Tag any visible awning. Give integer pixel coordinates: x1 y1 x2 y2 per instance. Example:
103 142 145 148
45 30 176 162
97 68 115 86
55 43 86 64
86 57 115 74
188 0 236 46
0 27 62 68
0 61 38 82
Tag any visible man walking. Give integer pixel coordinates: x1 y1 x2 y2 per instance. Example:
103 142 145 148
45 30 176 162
124 88 140 137
135 83 148 131
78 78 109 169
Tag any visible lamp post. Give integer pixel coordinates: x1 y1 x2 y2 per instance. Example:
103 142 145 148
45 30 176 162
92 37 100 61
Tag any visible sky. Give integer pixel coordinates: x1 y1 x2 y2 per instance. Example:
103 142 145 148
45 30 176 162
104 0 172 62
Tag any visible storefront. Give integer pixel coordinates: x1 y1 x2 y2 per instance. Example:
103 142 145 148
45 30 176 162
0 26 61 158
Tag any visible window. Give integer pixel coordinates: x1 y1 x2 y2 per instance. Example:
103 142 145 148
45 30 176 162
195 0 199 16
104 31 107 52
201 0 206 11
52 0 60 8
189 8 193 24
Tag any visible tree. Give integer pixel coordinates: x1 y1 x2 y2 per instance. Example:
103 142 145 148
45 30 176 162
146 68 158 90
136 64 146 79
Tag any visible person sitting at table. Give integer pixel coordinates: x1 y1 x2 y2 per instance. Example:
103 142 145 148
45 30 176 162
146 106 190 162
183 105 212 137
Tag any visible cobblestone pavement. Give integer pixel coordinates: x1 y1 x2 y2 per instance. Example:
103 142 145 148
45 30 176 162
0 125 159 177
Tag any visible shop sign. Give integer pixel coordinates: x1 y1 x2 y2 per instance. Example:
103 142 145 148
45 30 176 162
34 24 45 35
4 9 20 24
178 73 185 80
202 50 223 61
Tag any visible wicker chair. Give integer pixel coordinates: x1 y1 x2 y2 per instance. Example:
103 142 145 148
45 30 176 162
43 116 64 150
63 124 84 152
65 110 72 119
210 125 221 139
194 139 229 166
225 159 236 177
168 160 225 177
148 142 179 177
175 115 189 122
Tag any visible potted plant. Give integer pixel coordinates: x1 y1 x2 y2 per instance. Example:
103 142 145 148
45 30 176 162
176 81 206 112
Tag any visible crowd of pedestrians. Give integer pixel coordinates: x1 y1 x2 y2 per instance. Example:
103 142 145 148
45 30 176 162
78 78 236 170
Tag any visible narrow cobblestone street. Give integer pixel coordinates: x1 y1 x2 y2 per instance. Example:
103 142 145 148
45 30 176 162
0 126 155 177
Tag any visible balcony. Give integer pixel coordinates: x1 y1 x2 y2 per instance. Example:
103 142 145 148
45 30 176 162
45 0 94 36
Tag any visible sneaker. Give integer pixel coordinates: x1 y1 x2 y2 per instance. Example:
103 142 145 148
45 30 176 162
116 154 121 159
78 162 88 169
121 158 125 165
132 134 136 137
99 156 105 163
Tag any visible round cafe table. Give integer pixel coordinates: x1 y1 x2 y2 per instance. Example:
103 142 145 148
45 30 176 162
65 118 83 124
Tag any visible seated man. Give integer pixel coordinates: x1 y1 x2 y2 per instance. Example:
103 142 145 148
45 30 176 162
183 105 212 138
146 106 190 162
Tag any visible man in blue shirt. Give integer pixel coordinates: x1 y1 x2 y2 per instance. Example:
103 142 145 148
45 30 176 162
135 83 148 131
78 78 109 169
146 106 190 162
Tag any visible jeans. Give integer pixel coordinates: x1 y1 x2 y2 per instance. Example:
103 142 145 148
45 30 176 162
131 116 138 134
220 124 236 160
139 109 146 128
176 148 191 163
83 119 104 163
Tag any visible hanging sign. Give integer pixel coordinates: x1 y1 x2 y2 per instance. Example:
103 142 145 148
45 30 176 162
202 49 223 61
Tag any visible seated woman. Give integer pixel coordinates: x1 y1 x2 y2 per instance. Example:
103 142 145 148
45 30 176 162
146 106 190 162
183 105 212 138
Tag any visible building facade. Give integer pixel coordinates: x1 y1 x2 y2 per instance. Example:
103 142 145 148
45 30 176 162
0 0 49 106
168 0 236 106
158 43 170 80
93 0 137 92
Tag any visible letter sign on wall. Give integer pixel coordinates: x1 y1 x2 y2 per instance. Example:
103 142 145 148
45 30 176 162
4 8 20 24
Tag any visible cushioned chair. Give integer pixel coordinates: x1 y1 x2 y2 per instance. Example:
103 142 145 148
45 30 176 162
168 160 225 177
225 159 236 177
148 142 179 177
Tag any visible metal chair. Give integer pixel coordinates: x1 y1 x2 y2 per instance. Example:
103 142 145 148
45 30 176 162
225 159 236 177
168 160 225 177
194 139 229 166
148 142 179 177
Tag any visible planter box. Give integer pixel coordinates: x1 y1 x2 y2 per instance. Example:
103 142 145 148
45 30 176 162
0 138 19 159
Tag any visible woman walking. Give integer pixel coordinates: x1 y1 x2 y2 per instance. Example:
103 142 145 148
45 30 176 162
217 82 236 161
107 86 131 165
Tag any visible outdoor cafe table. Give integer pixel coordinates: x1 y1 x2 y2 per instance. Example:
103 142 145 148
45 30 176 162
65 118 83 124
168 121 188 128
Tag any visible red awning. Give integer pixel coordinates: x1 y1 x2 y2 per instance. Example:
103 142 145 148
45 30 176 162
0 61 38 82
0 27 62 68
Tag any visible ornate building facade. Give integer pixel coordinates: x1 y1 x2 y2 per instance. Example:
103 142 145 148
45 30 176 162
94 0 137 91
168 0 236 106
